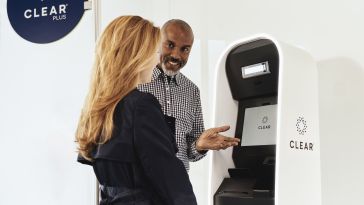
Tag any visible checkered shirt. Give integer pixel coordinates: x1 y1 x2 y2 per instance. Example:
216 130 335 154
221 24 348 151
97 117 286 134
138 68 207 171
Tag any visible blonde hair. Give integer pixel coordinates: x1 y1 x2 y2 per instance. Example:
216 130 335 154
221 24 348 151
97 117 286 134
75 16 160 160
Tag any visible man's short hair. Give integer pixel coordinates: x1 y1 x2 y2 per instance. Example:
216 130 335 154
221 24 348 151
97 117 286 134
162 19 194 38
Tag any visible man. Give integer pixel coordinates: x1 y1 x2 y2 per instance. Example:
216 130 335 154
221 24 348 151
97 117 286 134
138 19 240 171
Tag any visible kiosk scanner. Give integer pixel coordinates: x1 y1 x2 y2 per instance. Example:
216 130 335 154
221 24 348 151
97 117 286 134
210 35 321 205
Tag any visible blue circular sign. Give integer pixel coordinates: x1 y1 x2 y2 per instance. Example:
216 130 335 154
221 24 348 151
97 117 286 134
7 0 85 44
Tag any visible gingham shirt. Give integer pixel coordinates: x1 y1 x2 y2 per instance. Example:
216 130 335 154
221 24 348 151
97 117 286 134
138 67 206 171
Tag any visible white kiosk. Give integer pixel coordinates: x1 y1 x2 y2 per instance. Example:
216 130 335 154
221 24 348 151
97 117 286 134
210 35 322 205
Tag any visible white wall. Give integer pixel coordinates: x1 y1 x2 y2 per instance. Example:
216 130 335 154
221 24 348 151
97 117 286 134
1 0 363 204
317 58 364 205
0 0 96 204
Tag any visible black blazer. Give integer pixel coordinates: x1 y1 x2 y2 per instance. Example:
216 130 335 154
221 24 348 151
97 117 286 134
78 89 197 205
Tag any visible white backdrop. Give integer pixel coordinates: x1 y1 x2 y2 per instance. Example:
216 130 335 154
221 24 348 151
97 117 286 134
0 0 96 204
0 0 363 204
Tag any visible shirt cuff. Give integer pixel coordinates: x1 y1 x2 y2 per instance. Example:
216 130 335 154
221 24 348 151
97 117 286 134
192 140 208 156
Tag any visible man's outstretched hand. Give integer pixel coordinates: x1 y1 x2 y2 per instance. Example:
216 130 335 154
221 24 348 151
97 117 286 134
196 125 240 151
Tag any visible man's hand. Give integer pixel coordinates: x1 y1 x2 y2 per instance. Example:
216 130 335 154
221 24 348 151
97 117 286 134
196 125 240 151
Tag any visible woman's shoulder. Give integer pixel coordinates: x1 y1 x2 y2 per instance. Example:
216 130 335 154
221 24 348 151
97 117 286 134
123 89 161 109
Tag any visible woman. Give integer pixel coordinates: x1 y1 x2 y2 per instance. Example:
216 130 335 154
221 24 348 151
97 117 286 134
75 16 197 205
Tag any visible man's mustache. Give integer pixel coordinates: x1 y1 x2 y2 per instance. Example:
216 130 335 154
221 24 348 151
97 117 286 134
164 56 184 66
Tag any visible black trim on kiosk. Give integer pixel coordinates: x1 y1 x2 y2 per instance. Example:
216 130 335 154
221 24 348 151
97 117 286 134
214 39 279 205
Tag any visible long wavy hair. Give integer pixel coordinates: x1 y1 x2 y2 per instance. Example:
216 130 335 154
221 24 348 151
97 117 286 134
75 16 160 160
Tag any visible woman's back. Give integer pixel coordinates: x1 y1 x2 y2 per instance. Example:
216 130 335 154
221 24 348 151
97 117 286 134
79 89 197 205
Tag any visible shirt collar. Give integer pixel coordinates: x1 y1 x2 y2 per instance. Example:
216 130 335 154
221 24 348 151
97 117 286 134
152 67 182 86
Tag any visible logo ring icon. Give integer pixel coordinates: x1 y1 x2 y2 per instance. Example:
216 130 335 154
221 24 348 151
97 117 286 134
296 116 307 135
262 116 268 124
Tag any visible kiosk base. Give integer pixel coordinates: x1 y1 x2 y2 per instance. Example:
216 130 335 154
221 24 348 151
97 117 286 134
214 178 274 205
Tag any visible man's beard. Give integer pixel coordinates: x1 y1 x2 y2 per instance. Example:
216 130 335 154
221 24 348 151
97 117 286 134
161 56 185 76
161 62 180 76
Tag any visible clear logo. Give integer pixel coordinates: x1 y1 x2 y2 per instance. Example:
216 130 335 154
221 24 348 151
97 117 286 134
7 0 85 43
